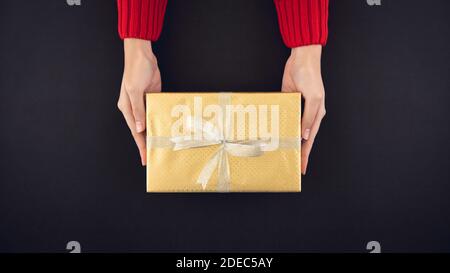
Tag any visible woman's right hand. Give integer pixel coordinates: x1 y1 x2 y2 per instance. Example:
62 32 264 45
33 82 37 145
117 38 161 166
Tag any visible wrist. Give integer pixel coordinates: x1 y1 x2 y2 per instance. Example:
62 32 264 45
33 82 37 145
290 45 322 70
124 38 154 59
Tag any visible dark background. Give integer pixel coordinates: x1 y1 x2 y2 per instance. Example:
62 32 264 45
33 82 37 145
0 0 449 252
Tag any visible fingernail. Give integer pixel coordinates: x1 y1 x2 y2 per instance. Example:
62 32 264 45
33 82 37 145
303 129 311 140
136 122 144 133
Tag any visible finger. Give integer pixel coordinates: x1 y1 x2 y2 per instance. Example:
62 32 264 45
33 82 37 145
124 111 147 166
118 93 147 166
127 88 146 133
301 94 322 141
132 131 147 166
301 105 326 174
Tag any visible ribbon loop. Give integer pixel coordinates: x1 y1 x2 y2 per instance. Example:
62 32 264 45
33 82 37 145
224 142 263 157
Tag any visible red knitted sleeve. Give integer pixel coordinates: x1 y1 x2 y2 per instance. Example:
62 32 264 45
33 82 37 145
274 0 329 48
117 0 168 41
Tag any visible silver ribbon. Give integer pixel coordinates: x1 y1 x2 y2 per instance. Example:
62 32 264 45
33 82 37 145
148 93 299 192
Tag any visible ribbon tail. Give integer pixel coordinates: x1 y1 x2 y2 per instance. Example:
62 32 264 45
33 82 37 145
216 151 231 192
196 150 221 190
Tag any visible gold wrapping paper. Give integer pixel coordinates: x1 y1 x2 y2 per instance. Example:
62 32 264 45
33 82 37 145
146 92 301 192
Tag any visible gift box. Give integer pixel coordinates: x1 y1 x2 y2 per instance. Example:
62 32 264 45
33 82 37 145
146 92 301 192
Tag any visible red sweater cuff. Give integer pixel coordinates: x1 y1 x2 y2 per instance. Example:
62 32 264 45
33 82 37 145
117 0 168 41
274 0 329 48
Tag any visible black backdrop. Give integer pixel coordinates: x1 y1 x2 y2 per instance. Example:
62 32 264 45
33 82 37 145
0 0 449 253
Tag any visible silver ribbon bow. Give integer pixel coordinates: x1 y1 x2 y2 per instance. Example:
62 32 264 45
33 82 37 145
170 116 272 192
